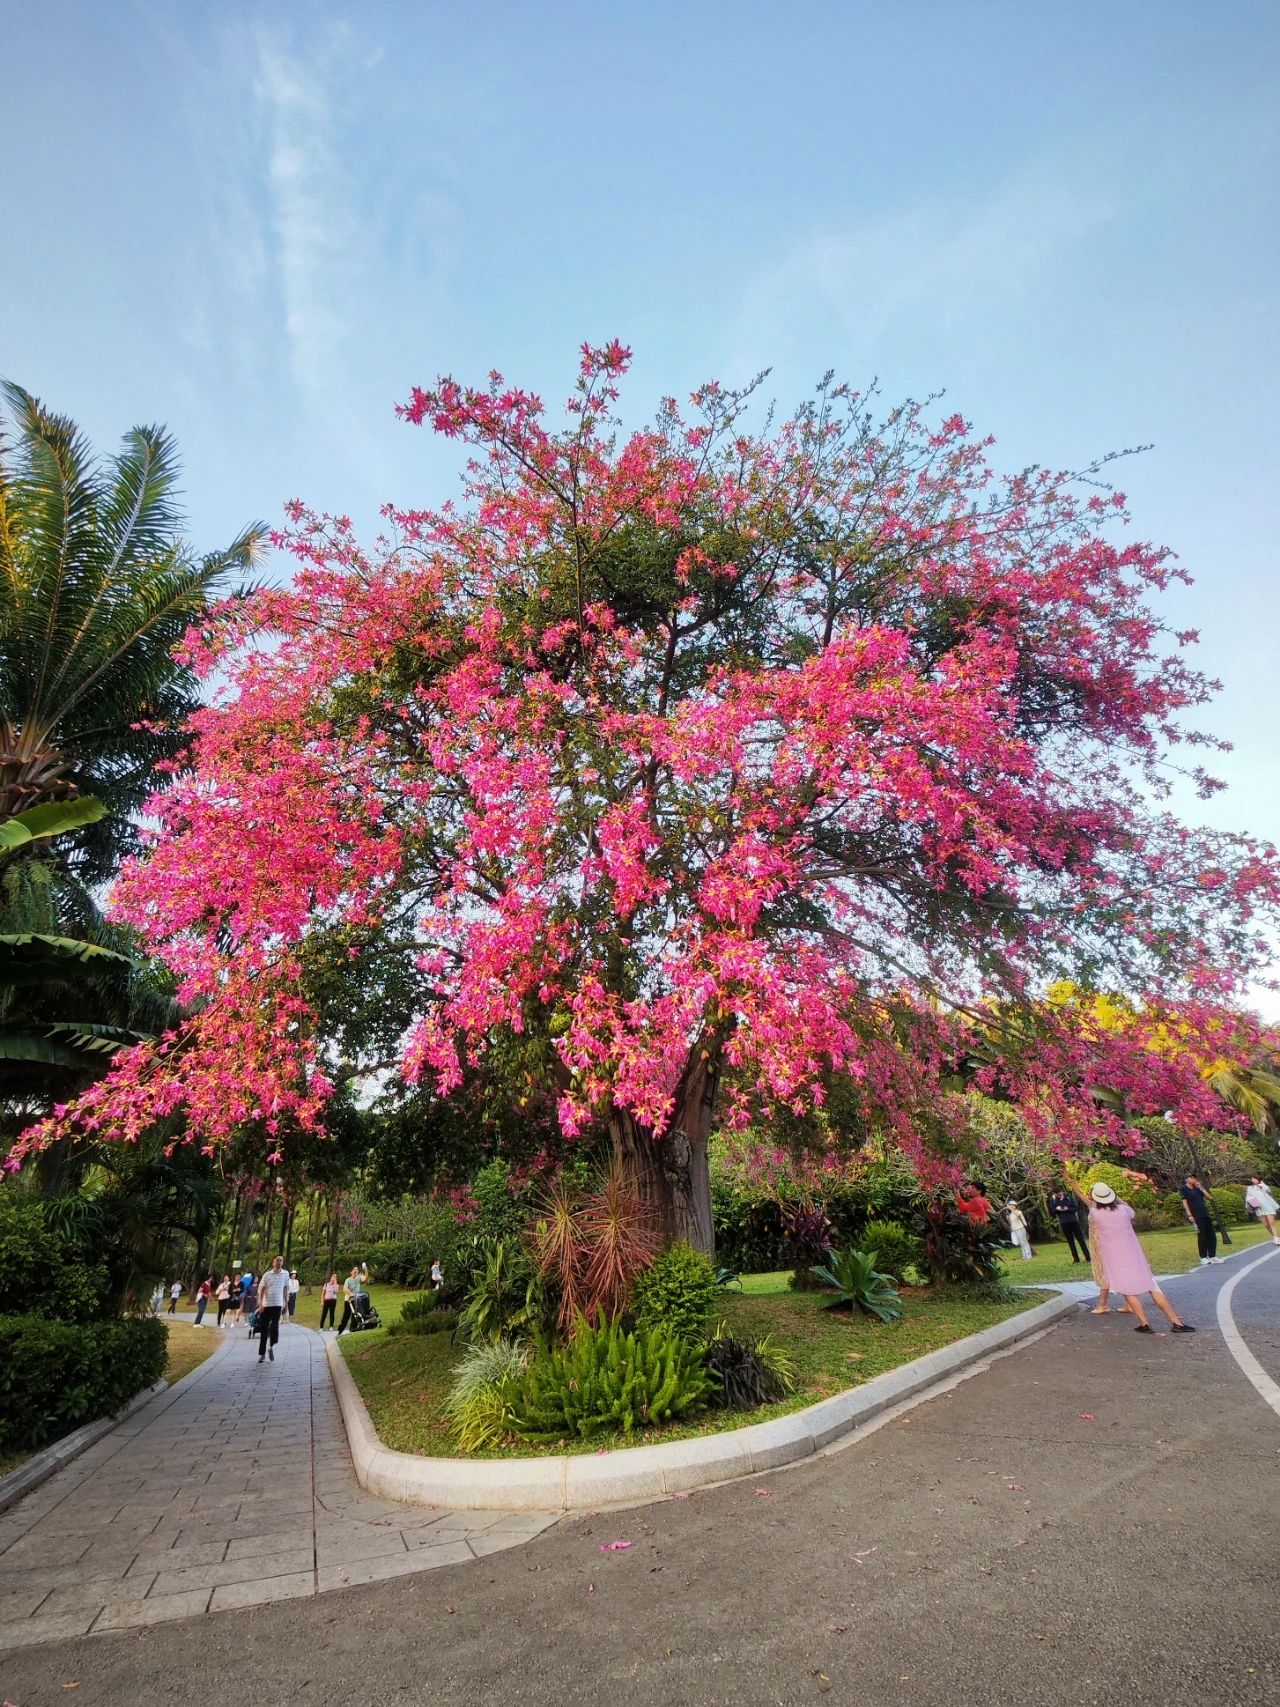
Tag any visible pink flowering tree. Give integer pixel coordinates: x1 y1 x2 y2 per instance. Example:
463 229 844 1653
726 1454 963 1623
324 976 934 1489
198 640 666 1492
12 344 1279 1251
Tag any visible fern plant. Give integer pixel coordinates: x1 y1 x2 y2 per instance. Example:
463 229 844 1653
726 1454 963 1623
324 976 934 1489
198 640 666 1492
810 1248 903 1321
509 1316 712 1441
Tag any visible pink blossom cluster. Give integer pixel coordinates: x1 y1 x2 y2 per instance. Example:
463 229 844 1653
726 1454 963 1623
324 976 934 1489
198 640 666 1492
11 343 1280 1176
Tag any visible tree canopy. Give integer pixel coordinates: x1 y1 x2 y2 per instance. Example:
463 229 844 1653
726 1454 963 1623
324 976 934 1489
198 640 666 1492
11 346 1278 1247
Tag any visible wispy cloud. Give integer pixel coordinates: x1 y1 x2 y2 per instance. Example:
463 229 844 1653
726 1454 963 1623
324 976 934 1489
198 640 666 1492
253 23 359 393
725 153 1120 384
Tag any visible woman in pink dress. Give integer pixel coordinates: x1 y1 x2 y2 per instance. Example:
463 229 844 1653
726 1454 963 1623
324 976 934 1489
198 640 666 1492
1088 1183 1195 1334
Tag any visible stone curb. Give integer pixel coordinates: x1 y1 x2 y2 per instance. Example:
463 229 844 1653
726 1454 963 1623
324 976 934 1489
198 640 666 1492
0 1319 234 1516
327 1290 1079 1513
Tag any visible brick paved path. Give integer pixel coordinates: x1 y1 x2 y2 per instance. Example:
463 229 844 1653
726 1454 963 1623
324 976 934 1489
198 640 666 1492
0 1321 555 1651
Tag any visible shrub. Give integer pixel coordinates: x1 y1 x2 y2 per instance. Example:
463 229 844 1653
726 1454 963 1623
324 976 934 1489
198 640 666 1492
855 1220 921 1284
509 1317 712 1441
1075 1163 1157 1212
458 1240 543 1345
919 1200 1003 1286
0 1315 167 1451
1211 1185 1249 1226
809 1249 903 1321
387 1295 458 1337
472 1161 528 1243
631 1241 718 1345
445 1338 529 1451
703 1325 796 1410
0 1199 114 1323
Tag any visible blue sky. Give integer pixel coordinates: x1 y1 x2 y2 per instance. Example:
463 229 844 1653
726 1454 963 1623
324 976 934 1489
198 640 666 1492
4 2 1278 899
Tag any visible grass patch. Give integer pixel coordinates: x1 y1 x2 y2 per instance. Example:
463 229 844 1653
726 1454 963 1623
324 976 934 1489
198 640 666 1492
290 1283 418 1332
163 1320 220 1386
0 1447 31 1477
342 1282 1040 1461
998 1220 1271 1285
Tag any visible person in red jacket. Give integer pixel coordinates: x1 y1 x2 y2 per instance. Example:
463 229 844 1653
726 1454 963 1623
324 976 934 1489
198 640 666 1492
956 1181 992 1227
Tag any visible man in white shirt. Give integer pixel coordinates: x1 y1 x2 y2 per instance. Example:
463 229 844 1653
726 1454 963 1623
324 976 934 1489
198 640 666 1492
257 1256 290 1363
286 1270 301 1317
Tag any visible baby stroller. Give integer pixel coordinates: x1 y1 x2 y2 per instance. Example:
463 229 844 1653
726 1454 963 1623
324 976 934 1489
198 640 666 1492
346 1291 381 1332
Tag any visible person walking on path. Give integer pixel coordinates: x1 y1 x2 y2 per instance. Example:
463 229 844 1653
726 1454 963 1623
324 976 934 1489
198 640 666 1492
336 1264 362 1335
215 1274 232 1326
256 1256 290 1362
1088 1182 1194 1333
167 1279 182 1315
320 1271 339 1330
287 1269 300 1317
1007 1200 1035 1261
194 1276 212 1325
240 1276 258 1333
1180 1174 1223 1265
1047 1185 1089 1264
1245 1176 1280 1243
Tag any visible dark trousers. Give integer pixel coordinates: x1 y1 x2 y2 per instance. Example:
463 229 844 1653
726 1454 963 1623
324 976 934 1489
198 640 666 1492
257 1304 283 1357
167 1297 178 1314
216 1299 229 1326
1056 1218 1089 1262
320 1298 336 1329
1194 1217 1217 1260
287 1294 297 1317
336 1299 355 1335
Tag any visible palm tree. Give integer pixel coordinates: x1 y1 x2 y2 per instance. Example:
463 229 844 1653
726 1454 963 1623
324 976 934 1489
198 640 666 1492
0 800 164 1152
1203 1061 1280 1135
0 381 264 884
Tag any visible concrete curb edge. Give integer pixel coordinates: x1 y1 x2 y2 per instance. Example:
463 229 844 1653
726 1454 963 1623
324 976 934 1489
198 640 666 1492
327 1290 1079 1513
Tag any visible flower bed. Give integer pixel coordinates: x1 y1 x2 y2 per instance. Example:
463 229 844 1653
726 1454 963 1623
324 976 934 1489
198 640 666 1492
340 1278 1039 1460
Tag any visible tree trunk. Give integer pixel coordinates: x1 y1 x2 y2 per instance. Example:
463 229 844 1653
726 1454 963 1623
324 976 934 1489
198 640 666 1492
304 1189 322 1289
609 1052 717 1253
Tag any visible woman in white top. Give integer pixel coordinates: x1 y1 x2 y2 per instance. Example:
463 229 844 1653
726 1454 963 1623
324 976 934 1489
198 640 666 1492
1245 1177 1280 1243
1006 1201 1035 1261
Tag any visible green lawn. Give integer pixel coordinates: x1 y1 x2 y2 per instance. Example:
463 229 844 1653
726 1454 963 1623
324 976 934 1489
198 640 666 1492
998 1220 1271 1284
163 1319 220 1385
341 1281 1040 1460
290 1282 419 1332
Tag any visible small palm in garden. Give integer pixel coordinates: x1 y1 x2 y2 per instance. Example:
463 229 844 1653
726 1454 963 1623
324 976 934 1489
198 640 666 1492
810 1249 903 1322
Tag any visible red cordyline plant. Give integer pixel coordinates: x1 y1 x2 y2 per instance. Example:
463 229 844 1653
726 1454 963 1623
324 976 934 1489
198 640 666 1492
12 343 1280 1252
532 1160 659 1335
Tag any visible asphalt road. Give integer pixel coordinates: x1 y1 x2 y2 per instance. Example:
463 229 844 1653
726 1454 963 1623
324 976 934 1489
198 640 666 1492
4 1253 1278 1707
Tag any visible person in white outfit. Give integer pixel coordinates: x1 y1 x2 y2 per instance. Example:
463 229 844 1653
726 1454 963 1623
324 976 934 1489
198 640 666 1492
256 1256 291 1362
1007 1200 1035 1260
1245 1177 1280 1243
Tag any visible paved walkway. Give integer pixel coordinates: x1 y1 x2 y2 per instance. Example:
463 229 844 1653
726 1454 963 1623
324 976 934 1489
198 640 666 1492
0 1321 555 1651
5 1252 1275 1707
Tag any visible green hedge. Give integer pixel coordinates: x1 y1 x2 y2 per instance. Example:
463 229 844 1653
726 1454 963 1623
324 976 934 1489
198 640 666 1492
0 1200 113 1323
0 1315 167 1452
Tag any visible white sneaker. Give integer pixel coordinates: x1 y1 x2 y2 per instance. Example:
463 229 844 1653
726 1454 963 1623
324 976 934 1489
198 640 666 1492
1200 1258 1211 1266
1211 1257 1226 1264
